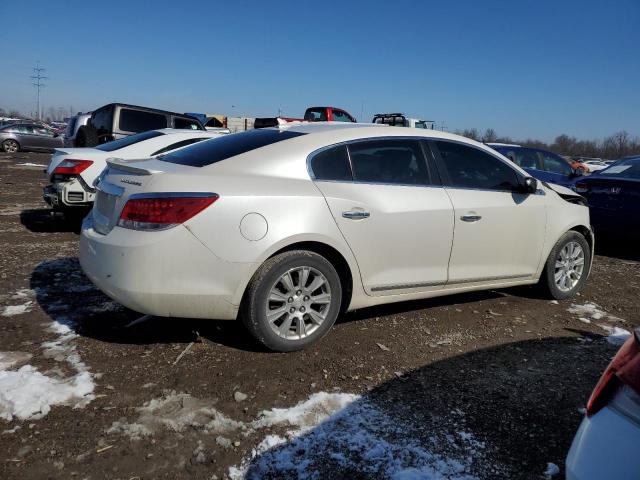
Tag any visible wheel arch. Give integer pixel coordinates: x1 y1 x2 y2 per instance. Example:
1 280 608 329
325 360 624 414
238 240 356 316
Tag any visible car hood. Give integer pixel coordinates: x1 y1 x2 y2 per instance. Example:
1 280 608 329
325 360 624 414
543 182 578 197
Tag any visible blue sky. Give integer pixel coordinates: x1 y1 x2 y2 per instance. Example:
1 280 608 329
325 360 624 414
1 0 638 141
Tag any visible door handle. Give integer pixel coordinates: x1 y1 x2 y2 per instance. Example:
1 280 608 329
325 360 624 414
342 210 370 219
460 215 482 222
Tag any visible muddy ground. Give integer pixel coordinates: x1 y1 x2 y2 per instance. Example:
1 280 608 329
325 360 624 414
0 152 638 480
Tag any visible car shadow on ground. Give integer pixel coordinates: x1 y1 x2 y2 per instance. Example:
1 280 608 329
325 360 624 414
29 256 264 351
20 208 87 234
239 335 616 480
594 235 640 262
31 256 549 354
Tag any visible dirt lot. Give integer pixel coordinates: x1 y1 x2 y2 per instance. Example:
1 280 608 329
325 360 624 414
0 151 638 480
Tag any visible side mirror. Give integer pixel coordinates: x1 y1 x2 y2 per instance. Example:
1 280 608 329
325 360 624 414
519 176 538 194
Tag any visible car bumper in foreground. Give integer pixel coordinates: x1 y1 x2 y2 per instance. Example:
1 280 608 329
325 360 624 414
566 407 640 480
79 216 256 320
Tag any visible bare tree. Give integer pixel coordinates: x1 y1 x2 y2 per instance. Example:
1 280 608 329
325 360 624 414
482 128 498 143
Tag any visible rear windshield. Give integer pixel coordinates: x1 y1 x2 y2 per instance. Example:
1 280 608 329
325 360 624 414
96 130 165 152
601 158 640 179
159 129 306 167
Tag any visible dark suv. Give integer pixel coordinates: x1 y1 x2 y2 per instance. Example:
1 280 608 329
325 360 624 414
75 103 204 147
487 143 583 188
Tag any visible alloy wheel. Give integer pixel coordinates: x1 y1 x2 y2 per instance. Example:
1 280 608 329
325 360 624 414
554 241 585 292
265 266 332 339
3 140 18 153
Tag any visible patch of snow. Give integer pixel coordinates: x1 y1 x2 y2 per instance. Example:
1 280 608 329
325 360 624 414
0 352 32 370
598 325 632 345
0 366 94 421
544 462 560 477
107 391 245 440
1 302 33 317
16 163 46 167
568 303 622 323
231 392 487 480
0 288 95 421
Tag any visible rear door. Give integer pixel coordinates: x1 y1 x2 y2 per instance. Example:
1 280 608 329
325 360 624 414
310 138 454 295
432 140 547 284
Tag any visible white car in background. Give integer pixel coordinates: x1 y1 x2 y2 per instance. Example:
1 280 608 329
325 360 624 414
79 123 593 351
581 159 609 172
566 326 640 480
43 129 227 214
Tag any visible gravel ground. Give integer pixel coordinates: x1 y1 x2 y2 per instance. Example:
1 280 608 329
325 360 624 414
0 152 638 480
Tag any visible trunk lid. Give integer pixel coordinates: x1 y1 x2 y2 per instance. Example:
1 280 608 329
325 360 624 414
92 159 165 235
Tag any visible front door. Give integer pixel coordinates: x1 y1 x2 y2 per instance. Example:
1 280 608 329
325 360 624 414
309 138 455 294
431 140 547 284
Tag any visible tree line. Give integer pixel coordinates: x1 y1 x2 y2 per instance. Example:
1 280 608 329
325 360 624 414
0 106 75 123
456 128 640 160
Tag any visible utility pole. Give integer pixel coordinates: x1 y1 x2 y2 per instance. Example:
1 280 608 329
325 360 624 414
31 62 48 120
439 120 448 132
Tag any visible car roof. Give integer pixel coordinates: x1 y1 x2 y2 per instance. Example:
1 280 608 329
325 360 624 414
486 142 522 148
154 128 225 137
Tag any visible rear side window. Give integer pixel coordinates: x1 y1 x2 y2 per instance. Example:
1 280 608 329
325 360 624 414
332 110 353 122
347 139 428 185
151 138 209 156
304 109 327 121
119 109 167 133
159 129 306 167
92 107 113 137
96 130 165 152
539 151 572 175
310 145 352 181
435 141 519 191
173 117 203 130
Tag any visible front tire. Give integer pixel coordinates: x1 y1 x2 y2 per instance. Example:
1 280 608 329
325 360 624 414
240 250 342 352
540 231 591 300
2 139 19 153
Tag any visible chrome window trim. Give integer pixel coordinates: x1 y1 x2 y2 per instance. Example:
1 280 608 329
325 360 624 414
306 136 434 187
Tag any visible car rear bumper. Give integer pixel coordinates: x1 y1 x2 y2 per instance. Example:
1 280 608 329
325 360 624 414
566 408 640 480
43 179 95 208
79 215 256 320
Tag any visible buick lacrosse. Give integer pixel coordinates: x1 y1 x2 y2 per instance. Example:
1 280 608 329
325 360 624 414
80 123 593 351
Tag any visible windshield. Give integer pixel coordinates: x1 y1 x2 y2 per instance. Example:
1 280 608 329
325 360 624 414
600 157 640 179
96 130 164 152
159 129 306 167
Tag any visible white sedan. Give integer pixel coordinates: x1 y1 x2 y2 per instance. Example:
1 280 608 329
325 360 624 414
582 160 609 172
43 129 226 214
80 123 593 351
566 327 640 479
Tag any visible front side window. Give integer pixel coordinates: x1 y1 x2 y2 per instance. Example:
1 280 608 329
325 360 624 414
96 130 165 152
119 109 167 133
347 139 428 185
304 109 327 122
310 145 352 181
513 148 542 170
332 110 353 122
435 141 520 191
539 151 573 175
92 107 113 136
173 117 203 130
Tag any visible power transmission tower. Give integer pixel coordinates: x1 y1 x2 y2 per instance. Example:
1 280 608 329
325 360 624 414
31 61 48 120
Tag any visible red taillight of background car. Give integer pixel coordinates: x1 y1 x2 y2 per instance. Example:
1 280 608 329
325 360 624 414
586 328 640 416
52 159 93 175
117 194 218 230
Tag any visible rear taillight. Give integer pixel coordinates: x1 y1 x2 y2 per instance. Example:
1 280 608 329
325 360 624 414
586 328 640 416
573 182 589 194
53 159 93 175
117 194 218 231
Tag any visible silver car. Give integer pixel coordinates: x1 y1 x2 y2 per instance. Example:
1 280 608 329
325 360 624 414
0 123 64 153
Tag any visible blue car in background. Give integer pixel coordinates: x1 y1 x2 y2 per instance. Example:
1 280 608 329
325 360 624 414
573 156 640 236
488 143 584 188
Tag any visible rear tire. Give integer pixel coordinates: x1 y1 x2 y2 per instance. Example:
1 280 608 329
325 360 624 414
74 125 99 147
2 139 19 153
240 250 342 352
539 231 591 300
